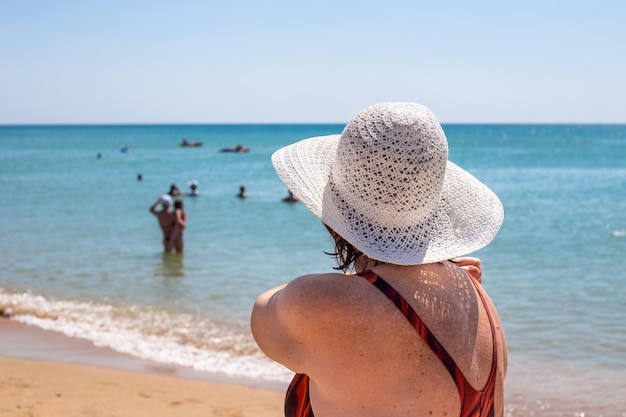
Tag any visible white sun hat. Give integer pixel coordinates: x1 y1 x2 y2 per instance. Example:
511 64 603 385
271 102 504 265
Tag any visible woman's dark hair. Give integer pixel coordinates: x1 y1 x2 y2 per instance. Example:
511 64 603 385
174 199 183 210
324 225 363 272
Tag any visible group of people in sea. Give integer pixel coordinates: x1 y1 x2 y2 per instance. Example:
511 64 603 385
148 180 200 253
167 181 199 198
145 140 247 253
149 194 186 254
150 179 298 254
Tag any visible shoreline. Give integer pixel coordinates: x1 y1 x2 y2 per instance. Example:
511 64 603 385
0 318 287 390
0 318 285 417
3 318 626 416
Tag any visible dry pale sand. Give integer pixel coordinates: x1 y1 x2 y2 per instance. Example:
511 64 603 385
0 356 284 417
0 319 284 417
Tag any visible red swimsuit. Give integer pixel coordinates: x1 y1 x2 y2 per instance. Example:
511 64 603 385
285 270 499 417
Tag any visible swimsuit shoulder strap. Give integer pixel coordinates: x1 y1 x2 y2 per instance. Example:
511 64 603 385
357 270 498 417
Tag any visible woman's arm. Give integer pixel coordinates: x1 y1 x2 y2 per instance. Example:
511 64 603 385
149 198 161 215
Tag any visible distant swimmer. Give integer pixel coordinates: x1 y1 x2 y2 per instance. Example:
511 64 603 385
282 190 299 203
169 184 183 197
180 138 203 147
237 185 248 199
149 195 177 252
188 180 199 196
121 146 129 153
137 173 143 181
220 144 249 153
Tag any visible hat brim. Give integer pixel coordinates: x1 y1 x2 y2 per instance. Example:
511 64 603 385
272 135 503 265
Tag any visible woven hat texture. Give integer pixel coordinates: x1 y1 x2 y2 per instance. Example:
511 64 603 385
272 102 503 265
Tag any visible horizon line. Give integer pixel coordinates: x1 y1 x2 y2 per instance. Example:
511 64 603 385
2 121 626 127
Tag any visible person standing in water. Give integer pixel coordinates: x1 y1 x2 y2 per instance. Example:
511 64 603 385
169 199 186 253
149 195 177 252
188 180 199 196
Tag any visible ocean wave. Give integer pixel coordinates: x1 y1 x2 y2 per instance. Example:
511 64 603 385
0 289 292 383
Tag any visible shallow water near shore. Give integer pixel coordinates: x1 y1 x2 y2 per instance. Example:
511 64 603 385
1 123 625 416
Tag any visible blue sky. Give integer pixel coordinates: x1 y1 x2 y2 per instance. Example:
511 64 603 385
1 1 625 124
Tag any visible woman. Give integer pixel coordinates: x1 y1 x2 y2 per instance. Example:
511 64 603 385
251 102 507 417
170 199 186 253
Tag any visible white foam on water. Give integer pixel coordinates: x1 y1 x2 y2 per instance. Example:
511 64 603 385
0 289 292 383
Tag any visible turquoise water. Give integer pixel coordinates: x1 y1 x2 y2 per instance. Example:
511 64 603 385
1 124 625 416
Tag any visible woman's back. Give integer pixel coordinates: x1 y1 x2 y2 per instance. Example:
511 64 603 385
254 261 506 417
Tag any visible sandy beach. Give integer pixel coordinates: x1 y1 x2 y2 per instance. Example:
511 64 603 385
0 319 284 417
3 311 626 416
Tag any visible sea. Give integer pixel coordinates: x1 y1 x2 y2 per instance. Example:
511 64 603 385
0 123 625 416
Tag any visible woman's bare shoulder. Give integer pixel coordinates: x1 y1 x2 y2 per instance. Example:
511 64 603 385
283 272 364 304
251 272 363 371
